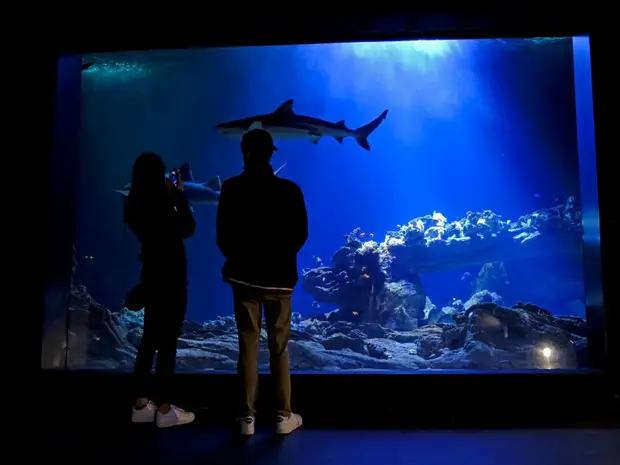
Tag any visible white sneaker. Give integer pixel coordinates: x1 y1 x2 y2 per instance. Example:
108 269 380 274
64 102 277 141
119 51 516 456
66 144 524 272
131 401 157 423
276 413 302 435
155 405 195 428
239 415 255 436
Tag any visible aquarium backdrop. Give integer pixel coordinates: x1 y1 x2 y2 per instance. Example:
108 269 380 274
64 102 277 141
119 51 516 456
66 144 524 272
45 36 601 372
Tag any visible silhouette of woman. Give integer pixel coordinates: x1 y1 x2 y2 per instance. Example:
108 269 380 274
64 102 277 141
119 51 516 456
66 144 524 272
124 152 196 428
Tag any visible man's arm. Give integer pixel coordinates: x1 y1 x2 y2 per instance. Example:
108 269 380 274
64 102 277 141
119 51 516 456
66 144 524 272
216 181 234 258
292 184 309 253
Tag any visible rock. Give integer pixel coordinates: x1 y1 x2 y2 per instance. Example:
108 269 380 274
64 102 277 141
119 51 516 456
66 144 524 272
552 315 588 337
358 322 386 338
473 262 511 296
69 277 587 372
463 290 503 311
379 280 427 325
320 333 367 354
301 201 582 333
69 285 136 369
427 306 458 325
176 349 236 370
349 329 368 339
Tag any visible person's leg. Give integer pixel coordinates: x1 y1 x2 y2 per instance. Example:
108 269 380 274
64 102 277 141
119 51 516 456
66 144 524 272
154 284 195 428
131 303 160 423
263 291 301 434
232 284 262 429
263 292 292 417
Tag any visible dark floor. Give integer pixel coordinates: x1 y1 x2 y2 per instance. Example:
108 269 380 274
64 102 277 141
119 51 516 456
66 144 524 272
40 371 620 464
46 422 619 465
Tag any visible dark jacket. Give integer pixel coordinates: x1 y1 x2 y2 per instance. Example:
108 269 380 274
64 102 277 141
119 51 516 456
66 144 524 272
125 189 196 288
216 165 308 289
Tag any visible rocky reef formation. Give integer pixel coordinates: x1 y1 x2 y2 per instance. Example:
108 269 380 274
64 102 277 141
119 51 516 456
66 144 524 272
68 285 588 371
65 198 588 372
302 197 583 326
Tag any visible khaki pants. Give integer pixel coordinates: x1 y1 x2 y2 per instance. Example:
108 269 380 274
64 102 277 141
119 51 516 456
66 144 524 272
232 284 292 417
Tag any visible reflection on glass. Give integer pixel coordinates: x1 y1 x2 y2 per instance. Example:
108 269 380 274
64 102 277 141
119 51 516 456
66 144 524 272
53 37 599 372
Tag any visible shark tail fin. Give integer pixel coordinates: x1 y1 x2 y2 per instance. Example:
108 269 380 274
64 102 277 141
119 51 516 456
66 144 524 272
274 161 287 176
354 109 389 151
178 162 194 182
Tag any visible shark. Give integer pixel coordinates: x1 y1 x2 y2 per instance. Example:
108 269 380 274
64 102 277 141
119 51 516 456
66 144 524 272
114 161 287 206
216 99 389 151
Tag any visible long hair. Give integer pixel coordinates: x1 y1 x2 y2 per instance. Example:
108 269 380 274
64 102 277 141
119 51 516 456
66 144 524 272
124 152 167 223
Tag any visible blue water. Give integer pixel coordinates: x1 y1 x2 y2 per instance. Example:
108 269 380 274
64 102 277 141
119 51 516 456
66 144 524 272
59 37 600 371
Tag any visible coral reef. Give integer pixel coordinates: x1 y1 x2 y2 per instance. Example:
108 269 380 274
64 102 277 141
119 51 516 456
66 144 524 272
302 198 583 324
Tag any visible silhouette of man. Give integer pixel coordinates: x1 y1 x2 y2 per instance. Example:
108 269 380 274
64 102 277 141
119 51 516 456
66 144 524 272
216 129 308 435
124 153 196 428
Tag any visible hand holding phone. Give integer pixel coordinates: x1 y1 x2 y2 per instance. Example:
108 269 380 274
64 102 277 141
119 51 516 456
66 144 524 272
169 169 184 191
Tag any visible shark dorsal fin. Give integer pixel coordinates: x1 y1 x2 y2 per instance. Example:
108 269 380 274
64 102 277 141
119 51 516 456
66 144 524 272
275 99 294 114
336 120 346 128
178 162 194 183
247 121 263 131
204 176 222 191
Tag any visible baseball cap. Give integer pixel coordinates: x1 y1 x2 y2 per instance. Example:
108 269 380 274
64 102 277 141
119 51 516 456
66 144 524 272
242 128 278 153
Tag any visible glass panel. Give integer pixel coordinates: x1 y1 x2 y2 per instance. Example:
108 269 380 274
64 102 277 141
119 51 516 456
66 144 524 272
50 37 600 372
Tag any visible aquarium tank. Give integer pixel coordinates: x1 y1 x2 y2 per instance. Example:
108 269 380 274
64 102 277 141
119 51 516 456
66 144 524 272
44 36 601 372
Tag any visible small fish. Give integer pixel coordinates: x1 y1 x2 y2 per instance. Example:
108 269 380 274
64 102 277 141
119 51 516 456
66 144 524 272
362 273 370 279
359 232 366 237
461 271 470 281
352 311 359 316
361 266 367 272
312 256 323 266
311 301 321 308
369 233 374 238
80 62 94 71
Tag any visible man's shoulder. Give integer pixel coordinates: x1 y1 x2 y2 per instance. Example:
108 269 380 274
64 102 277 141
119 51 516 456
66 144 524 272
221 175 243 190
273 176 302 194
222 174 302 195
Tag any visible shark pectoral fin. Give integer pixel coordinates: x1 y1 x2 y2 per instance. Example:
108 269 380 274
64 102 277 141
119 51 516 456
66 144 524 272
275 99 295 114
335 120 346 128
248 121 263 131
204 176 222 191
335 137 344 143
309 132 321 144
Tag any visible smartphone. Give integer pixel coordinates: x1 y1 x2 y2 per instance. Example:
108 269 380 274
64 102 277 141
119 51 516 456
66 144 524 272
170 170 179 187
